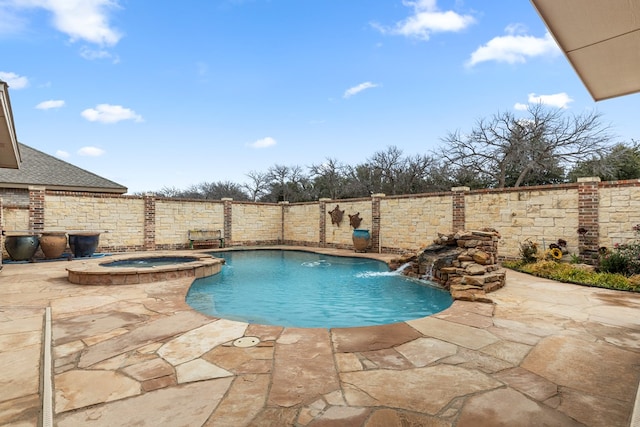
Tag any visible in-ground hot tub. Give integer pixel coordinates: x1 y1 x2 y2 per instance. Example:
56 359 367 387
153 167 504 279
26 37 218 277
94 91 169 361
67 252 223 285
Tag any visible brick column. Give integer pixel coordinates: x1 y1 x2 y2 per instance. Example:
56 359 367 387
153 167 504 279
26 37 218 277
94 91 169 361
222 198 233 246
29 186 45 233
451 186 469 232
577 177 601 263
143 194 156 250
371 193 385 253
279 201 289 245
319 198 330 247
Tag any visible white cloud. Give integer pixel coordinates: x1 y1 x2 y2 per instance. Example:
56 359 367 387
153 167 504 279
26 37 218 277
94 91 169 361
79 46 119 62
81 104 143 124
515 92 574 110
343 82 379 99
0 71 29 89
36 99 65 110
55 150 70 158
373 0 475 41
248 137 277 149
77 146 105 157
467 30 560 67
2 0 122 46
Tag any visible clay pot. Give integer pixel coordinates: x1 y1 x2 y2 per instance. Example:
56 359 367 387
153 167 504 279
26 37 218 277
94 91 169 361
352 229 371 253
4 235 40 261
39 232 68 259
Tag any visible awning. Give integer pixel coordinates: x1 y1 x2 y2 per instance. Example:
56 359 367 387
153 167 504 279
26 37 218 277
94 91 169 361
0 81 21 169
530 0 640 101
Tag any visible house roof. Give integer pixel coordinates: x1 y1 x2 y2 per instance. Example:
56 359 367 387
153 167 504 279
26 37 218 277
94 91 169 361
0 143 127 194
530 0 640 101
0 81 21 169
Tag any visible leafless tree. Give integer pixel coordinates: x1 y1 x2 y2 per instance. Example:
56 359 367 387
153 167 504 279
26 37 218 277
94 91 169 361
309 158 348 200
440 104 613 188
243 170 271 201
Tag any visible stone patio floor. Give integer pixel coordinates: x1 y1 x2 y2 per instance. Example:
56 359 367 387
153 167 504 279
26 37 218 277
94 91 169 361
2 246 640 426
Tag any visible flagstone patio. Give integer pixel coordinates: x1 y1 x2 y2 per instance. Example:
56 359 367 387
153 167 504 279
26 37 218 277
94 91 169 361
1 247 640 426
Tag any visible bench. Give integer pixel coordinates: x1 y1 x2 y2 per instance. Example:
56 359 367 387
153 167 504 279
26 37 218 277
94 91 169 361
188 229 224 249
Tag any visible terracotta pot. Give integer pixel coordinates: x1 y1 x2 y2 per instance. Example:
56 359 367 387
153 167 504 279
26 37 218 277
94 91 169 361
39 232 68 259
4 235 40 261
352 229 371 253
68 233 100 258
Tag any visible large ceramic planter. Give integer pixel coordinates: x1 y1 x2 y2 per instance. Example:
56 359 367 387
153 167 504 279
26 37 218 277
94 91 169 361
4 235 40 261
68 233 100 258
352 229 371 253
39 232 68 259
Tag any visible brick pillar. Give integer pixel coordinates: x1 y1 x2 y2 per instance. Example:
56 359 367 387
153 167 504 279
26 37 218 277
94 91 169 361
29 186 45 233
371 194 385 253
319 198 330 247
451 186 469 232
222 198 233 246
279 201 289 245
577 177 601 263
143 194 156 250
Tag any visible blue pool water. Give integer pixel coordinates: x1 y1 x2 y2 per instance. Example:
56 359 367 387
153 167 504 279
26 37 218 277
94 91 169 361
186 250 452 328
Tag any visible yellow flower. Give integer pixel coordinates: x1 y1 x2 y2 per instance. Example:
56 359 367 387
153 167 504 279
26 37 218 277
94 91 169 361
549 247 563 260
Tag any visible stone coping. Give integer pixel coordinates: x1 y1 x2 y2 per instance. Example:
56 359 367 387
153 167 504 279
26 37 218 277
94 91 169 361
66 251 223 285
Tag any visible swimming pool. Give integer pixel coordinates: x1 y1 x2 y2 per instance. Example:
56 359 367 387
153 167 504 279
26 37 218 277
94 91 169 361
186 250 452 328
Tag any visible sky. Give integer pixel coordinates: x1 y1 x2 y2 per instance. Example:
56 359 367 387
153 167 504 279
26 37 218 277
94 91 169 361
1 0 639 195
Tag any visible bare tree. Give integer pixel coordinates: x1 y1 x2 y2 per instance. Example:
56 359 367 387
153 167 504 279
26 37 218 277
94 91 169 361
369 146 404 195
440 104 613 188
309 158 348 200
265 164 305 202
197 181 250 200
243 170 271 201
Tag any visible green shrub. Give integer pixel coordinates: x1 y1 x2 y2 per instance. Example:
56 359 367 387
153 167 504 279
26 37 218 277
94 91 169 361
599 225 640 276
599 251 630 275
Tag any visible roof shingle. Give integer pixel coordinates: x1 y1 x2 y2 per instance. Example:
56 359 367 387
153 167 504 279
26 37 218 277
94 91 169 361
0 143 127 193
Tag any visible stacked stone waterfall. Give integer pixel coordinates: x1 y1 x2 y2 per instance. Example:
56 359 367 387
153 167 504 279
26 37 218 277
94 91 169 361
391 229 506 302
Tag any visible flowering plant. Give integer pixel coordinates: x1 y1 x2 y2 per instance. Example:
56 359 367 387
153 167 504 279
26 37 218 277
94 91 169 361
599 225 640 276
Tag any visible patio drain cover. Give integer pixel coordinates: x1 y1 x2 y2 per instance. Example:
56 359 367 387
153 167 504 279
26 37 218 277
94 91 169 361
233 336 260 347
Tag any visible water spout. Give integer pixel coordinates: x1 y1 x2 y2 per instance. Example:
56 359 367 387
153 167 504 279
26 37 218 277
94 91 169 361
395 262 413 273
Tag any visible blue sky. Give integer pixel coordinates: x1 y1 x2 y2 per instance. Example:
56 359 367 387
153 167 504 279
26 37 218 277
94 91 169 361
2 0 639 194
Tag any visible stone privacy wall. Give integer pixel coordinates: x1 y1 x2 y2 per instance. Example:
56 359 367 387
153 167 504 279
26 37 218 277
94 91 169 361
465 186 579 260
155 198 224 249
283 203 319 245
3 177 640 261
231 202 281 245
321 199 372 250
44 192 145 252
599 182 640 247
379 193 453 252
